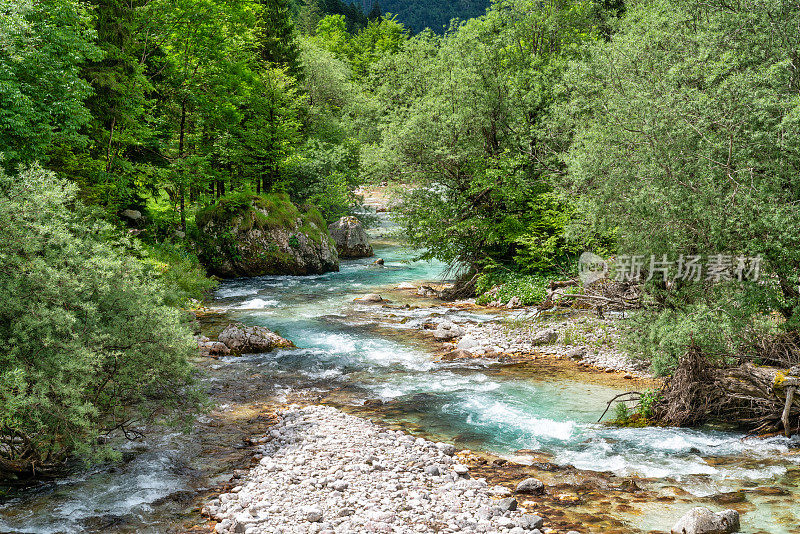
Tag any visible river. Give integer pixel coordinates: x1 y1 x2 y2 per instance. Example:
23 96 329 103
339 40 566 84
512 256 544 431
1 215 799 533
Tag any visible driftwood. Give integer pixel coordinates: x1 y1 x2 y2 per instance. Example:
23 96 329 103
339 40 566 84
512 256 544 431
652 345 800 435
542 279 642 312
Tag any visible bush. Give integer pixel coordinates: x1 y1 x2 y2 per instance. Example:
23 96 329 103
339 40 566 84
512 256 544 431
624 298 777 376
475 272 549 306
140 242 217 307
0 166 201 479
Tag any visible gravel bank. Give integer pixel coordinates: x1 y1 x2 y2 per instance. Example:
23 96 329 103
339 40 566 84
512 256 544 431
439 314 650 378
204 405 560 534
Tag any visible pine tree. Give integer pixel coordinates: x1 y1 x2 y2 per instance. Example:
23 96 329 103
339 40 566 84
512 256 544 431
368 2 383 21
255 0 304 80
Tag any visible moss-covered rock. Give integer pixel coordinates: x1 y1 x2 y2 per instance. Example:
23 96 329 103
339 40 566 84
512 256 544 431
196 192 339 277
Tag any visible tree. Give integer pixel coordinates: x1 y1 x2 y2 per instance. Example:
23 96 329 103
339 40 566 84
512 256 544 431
380 0 604 276
255 0 304 80
0 0 100 171
298 0 323 34
0 166 199 478
565 0 800 367
238 68 303 194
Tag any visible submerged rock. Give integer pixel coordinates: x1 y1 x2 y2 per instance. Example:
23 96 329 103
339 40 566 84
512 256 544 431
354 293 384 303
197 193 338 277
218 322 295 354
515 477 545 495
671 507 740 534
328 216 374 258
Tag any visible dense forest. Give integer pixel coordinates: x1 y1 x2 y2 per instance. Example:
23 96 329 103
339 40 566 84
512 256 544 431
2 0 799 486
361 0 491 32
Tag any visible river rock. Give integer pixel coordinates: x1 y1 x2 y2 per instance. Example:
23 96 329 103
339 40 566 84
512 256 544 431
433 321 464 341
355 293 383 303
518 514 544 530
515 477 545 495
397 282 417 290
199 339 231 358
197 193 338 277
328 216 374 258
417 286 438 298
507 296 522 309
671 507 740 534
218 322 295 354
531 329 558 345
121 208 142 221
440 349 473 361
497 497 518 512
457 336 479 350
565 347 587 359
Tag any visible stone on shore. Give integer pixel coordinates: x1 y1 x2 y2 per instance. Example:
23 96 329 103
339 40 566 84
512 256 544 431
671 507 740 534
440 349 473 361
531 328 558 345
433 321 464 341
328 216 374 258
218 322 295 354
198 338 231 358
457 335 479 350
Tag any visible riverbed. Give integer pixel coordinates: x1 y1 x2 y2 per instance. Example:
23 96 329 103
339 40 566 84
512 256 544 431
1 215 799 534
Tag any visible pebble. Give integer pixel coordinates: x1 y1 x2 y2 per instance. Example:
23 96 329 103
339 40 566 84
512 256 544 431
208 405 544 534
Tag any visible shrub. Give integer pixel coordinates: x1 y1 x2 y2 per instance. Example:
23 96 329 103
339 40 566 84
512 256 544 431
475 272 549 306
0 166 201 479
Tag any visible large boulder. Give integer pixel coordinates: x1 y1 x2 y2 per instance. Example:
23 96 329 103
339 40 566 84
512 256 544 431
671 507 740 534
328 216 374 258
218 322 295 354
197 193 338 277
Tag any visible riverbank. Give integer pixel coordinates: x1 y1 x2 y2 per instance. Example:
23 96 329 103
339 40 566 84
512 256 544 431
204 404 574 534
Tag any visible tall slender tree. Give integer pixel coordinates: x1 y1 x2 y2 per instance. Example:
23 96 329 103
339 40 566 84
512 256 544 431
255 0 304 80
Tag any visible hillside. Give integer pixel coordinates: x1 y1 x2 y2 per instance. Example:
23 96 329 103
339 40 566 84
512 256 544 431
362 0 491 32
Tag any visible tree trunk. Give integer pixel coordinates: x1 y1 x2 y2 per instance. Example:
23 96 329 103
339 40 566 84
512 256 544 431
178 98 187 233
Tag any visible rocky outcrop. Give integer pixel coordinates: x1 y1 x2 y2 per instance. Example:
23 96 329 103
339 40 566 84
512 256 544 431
328 216 373 258
197 193 338 278
217 323 295 354
671 507 740 534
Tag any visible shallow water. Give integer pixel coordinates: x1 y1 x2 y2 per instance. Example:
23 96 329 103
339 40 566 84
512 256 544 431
2 216 799 533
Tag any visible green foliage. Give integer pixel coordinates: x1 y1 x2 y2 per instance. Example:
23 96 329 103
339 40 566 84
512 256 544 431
613 401 630 423
0 166 201 477
0 0 101 170
378 1 606 276
256 0 304 80
638 388 661 419
475 272 549 306
565 0 800 335
374 0 491 33
196 190 303 232
140 242 217 306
